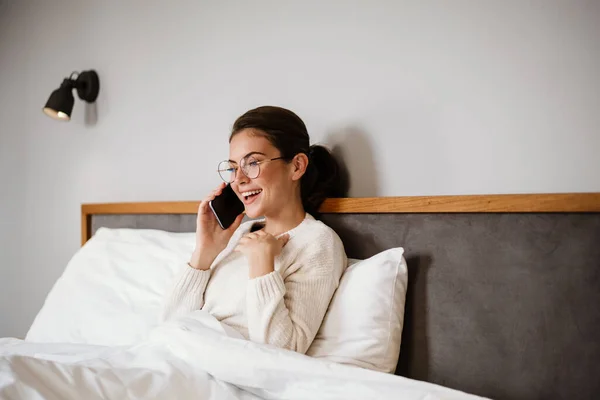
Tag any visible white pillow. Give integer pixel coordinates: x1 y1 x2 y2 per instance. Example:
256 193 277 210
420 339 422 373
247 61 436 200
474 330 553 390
306 248 408 373
26 228 195 345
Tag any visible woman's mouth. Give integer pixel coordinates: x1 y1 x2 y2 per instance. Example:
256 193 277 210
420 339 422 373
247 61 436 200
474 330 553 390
241 189 263 205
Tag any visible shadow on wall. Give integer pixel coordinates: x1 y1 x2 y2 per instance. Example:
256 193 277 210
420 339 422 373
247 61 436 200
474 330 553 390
85 102 98 127
326 126 379 197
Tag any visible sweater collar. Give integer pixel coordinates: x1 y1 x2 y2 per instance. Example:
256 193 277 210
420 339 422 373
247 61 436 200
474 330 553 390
248 213 314 239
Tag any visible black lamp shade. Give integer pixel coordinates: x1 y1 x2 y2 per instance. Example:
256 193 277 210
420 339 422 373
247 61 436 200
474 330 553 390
43 71 99 122
43 79 74 121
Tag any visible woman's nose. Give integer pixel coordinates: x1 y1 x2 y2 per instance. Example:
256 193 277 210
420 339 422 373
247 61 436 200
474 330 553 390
233 167 248 184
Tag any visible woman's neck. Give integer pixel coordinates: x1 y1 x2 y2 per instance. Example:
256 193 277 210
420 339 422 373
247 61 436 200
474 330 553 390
263 201 306 237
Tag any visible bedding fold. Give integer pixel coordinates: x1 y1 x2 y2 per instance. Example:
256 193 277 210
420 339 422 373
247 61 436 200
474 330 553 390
0 311 488 400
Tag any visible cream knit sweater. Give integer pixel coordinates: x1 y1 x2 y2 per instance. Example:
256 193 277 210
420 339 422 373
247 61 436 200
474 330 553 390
161 213 347 354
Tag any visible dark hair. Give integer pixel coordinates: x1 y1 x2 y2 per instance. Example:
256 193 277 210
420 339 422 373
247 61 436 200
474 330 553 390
230 106 345 216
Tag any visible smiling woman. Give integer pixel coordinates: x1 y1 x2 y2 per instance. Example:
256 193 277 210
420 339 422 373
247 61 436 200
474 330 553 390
161 106 349 354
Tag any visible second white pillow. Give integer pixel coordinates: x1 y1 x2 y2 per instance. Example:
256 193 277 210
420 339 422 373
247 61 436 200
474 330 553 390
306 248 408 373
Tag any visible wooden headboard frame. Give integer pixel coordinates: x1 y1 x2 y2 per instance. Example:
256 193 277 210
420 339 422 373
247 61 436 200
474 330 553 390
81 193 600 245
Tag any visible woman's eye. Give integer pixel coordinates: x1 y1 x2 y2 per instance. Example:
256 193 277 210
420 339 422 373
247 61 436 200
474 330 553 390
249 161 259 167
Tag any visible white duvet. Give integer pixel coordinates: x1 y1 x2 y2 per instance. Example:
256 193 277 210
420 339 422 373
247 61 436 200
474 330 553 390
1 310 487 400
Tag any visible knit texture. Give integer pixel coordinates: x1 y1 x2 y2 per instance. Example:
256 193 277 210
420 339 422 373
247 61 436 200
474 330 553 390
161 213 347 354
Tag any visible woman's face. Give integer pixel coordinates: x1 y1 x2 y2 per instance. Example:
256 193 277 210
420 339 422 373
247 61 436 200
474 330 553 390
229 129 299 219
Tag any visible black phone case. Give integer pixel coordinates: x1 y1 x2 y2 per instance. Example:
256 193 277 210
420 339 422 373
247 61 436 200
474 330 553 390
209 184 245 229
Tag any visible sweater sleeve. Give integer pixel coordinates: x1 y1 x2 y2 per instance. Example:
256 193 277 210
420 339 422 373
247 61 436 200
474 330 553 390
245 232 346 354
160 264 212 321
160 223 251 322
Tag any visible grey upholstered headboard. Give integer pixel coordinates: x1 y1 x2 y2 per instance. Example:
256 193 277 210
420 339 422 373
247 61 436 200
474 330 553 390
85 196 600 400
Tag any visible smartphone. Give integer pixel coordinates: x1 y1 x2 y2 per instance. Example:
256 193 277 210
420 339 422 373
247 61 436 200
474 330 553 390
209 184 245 230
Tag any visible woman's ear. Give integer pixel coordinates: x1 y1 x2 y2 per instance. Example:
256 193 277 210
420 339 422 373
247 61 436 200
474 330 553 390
291 153 309 181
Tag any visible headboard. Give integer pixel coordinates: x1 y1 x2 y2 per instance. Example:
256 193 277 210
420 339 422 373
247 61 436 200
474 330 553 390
82 193 600 400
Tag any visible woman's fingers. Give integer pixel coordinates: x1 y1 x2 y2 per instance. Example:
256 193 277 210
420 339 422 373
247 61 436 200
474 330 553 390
198 196 214 214
239 235 253 244
199 184 226 213
278 233 290 246
244 232 258 240
213 182 226 196
235 237 248 252
227 212 245 233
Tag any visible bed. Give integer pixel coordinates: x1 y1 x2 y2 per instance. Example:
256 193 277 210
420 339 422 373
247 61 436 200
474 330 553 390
1 193 599 399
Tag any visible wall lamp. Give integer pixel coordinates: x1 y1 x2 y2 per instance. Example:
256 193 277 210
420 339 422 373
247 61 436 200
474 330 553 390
43 70 100 121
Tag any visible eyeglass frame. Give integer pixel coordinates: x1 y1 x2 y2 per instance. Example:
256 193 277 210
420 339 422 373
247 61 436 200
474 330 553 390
217 154 288 183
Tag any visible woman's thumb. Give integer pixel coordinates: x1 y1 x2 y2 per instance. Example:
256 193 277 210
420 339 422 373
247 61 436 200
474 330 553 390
278 233 290 246
227 212 245 232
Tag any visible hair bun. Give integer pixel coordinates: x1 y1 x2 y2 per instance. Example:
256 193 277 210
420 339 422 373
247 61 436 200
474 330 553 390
301 144 345 215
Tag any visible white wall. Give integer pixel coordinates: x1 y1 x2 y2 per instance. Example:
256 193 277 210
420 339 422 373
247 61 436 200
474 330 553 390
1 0 598 338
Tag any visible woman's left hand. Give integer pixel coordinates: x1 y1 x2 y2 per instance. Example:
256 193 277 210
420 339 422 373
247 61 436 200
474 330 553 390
235 231 290 278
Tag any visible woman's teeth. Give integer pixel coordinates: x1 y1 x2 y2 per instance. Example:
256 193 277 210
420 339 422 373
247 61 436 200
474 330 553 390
241 189 262 199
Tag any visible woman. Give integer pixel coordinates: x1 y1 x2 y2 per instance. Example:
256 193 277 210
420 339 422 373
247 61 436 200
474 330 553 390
162 106 347 354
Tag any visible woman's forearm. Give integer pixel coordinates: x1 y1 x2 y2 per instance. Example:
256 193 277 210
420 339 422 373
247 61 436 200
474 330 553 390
248 253 275 279
189 248 219 270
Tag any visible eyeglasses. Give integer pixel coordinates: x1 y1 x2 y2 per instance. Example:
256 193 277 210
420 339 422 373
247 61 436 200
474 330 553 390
217 154 286 183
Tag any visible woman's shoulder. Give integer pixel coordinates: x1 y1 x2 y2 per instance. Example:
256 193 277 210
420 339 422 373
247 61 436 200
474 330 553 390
285 215 346 277
293 214 346 253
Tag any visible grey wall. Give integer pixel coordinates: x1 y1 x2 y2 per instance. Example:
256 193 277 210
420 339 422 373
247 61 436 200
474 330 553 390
0 0 599 338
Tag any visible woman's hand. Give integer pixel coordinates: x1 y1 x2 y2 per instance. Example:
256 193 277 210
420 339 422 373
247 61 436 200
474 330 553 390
235 230 290 278
190 182 244 270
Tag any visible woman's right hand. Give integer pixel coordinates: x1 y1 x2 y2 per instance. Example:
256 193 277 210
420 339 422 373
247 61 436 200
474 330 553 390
189 182 244 270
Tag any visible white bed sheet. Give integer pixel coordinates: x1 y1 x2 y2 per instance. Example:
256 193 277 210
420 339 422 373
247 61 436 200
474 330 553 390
1 311 488 400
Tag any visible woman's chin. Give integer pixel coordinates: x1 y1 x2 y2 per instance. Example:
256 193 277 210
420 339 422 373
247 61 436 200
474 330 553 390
244 205 263 219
